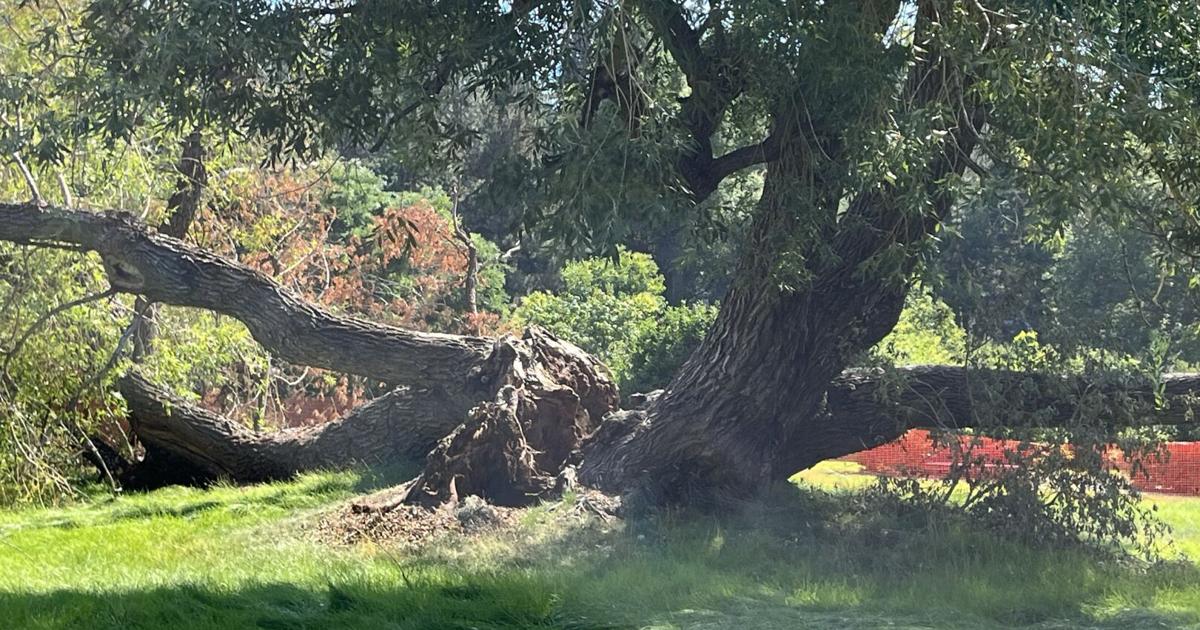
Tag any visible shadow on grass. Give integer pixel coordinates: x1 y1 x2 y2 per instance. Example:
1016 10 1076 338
3 482 1199 630
0 581 622 630
2 564 1195 630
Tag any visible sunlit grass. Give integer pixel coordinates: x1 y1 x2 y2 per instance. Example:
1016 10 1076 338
789 459 877 491
0 464 1197 629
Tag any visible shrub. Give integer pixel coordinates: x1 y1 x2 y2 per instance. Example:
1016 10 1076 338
873 290 965 365
511 249 716 393
624 302 718 394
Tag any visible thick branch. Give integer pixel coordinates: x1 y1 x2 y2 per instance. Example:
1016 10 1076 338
119 372 467 481
633 0 755 201
0 203 493 386
707 134 781 186
634 0 705 83
787 365 1200 472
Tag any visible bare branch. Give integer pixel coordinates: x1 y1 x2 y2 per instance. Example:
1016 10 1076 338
1 287 118 374
11 153 42 204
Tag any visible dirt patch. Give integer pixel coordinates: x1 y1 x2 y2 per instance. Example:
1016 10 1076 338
312 490 621 547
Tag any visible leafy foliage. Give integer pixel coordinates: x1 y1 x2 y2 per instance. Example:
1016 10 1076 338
872 323 1173 558
624 301 718 394
512 249 715 392
512 249 665 385
874 290 966 366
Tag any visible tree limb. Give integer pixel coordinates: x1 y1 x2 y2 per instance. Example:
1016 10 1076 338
785 365 1200 472
0 203 494 387
119 371 469 481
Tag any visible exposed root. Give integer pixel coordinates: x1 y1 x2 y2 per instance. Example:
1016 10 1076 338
400 328 619 507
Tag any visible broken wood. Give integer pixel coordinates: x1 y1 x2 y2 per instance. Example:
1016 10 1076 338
3 202 1200 506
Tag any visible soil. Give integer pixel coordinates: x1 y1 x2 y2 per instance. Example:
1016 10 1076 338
311 490 621 547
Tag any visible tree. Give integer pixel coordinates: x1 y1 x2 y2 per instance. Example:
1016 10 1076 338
4 0 1200 506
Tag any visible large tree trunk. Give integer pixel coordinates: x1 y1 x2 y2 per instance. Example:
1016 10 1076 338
577 157 912 501
574 36 989 503
4 202 1200 508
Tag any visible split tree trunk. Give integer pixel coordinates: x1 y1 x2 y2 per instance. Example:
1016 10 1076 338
116 355 1200 492
3 202 1200 508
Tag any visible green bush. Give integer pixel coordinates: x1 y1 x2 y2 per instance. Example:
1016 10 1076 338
510 249 716 393
873 290 965 365
323 161 400 241
624 302 718 394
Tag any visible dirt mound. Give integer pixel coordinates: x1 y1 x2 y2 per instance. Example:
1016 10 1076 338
312 490 621 547
314 497 520 547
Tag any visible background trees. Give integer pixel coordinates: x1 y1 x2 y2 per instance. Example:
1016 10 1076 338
2 0 1200 523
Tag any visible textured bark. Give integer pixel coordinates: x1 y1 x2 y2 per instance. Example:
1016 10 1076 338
116 327 618 500
0 203 494 387
402 327 617 506
119 371 473 481
577 16 985 502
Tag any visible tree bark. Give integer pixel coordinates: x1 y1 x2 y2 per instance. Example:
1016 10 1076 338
0 203 495 388
119 371 470 481
112 360 1200 487
790 366 1200 471
5 202 1200 507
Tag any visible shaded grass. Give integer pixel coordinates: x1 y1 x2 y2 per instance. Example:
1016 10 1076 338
0 464 1198 629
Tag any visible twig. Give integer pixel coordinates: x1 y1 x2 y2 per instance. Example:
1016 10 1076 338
11 152 43 204
59 307 148 493
56 172 73 206
2 288 118 373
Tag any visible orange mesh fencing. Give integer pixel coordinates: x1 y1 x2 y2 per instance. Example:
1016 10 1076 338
841 429 1200 495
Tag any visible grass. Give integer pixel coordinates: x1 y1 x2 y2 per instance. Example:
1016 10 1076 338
0 464 1198 629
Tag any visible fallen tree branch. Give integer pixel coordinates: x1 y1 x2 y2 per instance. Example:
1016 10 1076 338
118 371 472 481
120 326 618 494
0 203 494 387
784 365 1200 471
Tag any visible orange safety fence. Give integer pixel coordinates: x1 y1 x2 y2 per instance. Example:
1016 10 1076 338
841 429 1200 495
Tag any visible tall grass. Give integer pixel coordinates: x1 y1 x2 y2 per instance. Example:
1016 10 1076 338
0 464 1197 629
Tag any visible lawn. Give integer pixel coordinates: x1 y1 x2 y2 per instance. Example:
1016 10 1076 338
0 463 1198 629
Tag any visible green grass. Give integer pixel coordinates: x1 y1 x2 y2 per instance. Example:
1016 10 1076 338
0 465 1199 629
